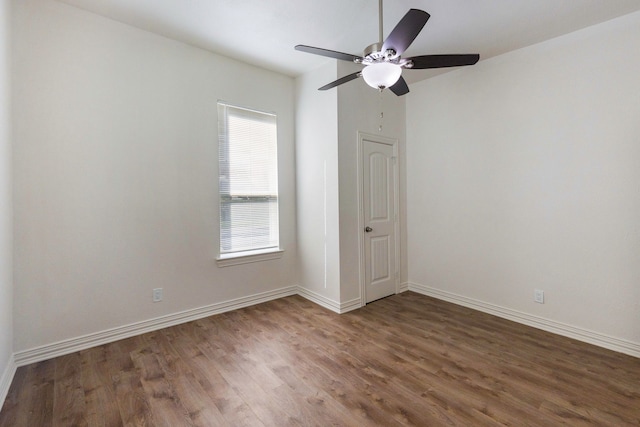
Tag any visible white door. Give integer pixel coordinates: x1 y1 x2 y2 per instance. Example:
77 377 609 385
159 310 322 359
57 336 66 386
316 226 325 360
362 138 397 303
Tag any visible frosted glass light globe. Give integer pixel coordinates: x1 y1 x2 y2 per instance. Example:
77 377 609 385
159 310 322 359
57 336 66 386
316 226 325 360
362 62 402 89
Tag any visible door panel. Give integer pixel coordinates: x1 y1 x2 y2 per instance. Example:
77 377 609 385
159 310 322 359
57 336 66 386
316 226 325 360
369 153 389 221
370 236 390 283
363 139 397 303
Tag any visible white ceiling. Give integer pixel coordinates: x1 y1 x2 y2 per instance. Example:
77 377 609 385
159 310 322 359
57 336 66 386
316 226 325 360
60 0 640 83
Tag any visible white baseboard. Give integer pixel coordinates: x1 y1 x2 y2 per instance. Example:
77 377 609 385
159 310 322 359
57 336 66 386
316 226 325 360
398 282 409 293
14 286 298 367
339 297 363 313
408 282 640 359
297 286 362 313
0 354 17 408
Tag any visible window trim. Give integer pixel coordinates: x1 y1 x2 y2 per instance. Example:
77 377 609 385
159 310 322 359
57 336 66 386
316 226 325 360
217 101 281 263
216 247 284 267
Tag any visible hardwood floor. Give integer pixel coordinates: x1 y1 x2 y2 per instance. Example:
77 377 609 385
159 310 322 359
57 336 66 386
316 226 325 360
1 292 639 426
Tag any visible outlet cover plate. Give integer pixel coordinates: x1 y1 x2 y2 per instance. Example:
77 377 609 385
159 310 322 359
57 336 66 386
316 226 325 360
153 288 163 302
534 289 544 304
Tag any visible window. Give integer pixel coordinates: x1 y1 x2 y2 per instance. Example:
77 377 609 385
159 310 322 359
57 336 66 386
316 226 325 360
217 102 280 262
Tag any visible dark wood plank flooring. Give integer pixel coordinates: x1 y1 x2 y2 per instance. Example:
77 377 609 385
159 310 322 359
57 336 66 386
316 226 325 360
1 292 639 426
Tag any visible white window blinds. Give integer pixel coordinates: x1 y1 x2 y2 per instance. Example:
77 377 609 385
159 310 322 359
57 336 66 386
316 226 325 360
218 102 279 255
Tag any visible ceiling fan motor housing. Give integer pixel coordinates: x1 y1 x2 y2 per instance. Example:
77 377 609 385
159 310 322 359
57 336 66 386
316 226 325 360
358 43 397 64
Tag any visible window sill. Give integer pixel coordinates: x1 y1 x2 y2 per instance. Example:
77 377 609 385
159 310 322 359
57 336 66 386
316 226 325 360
216 248 284 267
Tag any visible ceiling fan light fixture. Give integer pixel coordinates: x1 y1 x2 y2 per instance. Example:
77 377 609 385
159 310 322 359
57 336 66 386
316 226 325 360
362 62 402 90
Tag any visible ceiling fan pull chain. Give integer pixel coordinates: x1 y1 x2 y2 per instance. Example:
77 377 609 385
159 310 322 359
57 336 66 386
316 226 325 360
378 90 383 132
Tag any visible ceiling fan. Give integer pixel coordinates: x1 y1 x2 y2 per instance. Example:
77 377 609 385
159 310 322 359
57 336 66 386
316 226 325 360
294 0 480 96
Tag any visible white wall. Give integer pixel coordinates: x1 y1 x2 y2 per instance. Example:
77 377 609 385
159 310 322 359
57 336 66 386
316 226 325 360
295 62 341 304
12 0 297 353
0 0 13 397
337 62 407 303
295 61 407 309
407 11 640 347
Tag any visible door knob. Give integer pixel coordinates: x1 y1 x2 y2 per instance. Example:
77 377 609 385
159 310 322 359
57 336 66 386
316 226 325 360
365 226 373 232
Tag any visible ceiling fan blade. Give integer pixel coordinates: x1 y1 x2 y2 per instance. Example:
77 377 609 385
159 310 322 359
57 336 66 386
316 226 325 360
389 76 409 96
295 45 363 62
318 72 361 91
407 54 480 69
381 9 430 59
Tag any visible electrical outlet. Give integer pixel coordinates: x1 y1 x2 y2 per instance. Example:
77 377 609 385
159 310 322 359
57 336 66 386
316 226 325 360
534 289 544 304
153 288 163 302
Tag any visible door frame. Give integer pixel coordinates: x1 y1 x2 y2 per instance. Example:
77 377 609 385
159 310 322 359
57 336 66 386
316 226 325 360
357 131 400 306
